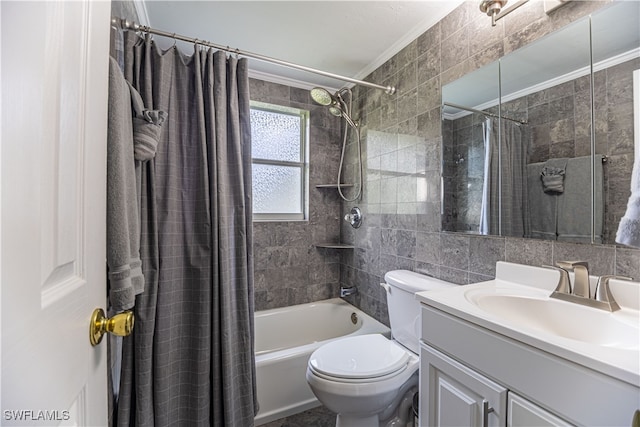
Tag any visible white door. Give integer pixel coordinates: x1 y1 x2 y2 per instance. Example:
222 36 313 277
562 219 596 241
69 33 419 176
1 1 111 425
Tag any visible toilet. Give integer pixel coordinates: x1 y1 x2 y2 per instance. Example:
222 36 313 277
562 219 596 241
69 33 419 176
306 270 455 427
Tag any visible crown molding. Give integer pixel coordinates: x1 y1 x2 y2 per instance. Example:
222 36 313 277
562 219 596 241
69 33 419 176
354 0 465 82
444 48 640 121
133 0 150 26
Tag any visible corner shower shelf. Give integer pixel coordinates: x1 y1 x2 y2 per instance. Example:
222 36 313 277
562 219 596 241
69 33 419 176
313 185 356 249
314 243 355 249
315 183 354 188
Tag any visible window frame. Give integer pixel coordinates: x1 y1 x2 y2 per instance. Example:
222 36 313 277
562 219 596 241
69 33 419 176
250 101 309 222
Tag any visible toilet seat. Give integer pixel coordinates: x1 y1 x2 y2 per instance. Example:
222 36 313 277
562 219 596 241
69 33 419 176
308 334 410 382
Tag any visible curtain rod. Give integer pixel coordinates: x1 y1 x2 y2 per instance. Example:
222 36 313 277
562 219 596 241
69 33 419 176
443 102 528 125
112 17 396 95
444 102 607 163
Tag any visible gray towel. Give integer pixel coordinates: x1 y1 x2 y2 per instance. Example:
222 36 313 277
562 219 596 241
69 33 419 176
541 158 568 193
527 162 558 240
107 57 145 311
557 155 604 243
127 81 166 160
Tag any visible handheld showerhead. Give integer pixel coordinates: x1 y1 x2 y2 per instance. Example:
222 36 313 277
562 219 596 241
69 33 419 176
333 92 359 129
309 86 363 202
311 87 357 127
310 88 355 125
329 105 343 117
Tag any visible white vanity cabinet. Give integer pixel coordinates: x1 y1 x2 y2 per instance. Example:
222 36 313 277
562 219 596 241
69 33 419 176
507 392 572 427
419 343 507 426
419 304 640 427
419 342 570 427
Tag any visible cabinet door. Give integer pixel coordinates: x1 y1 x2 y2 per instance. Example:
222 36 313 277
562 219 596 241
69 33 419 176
420 343 507 427
508 392 573 427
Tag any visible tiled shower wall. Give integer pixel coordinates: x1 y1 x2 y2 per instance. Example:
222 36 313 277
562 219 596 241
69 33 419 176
249 79 345 311
112 0 640 325
339 0 640 325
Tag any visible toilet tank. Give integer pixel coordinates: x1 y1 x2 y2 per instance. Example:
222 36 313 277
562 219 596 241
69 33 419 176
383 270 455 354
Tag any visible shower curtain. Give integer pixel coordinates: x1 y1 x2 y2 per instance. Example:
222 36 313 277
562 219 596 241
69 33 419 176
479 117 529 237
116 33 257 426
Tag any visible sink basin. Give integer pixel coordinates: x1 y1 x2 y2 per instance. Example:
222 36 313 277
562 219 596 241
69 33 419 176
417 262 640 386
465 288 640 351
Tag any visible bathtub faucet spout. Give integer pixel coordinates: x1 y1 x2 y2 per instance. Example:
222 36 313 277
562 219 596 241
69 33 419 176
340 286 358 297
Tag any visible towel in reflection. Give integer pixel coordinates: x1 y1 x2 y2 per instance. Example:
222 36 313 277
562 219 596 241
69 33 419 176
527 162 558 240
526 155 603 243
557 155 604 244
540 158 568 194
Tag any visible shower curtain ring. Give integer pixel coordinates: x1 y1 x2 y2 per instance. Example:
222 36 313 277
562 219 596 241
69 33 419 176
171 33 177 48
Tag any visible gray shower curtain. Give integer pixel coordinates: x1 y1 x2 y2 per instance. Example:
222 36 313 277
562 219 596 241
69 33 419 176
480 117 529 237
116 33 257 426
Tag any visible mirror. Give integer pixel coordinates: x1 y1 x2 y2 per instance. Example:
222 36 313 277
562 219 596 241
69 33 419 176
441 61 500 235
591 2 640 244
441 1 640 244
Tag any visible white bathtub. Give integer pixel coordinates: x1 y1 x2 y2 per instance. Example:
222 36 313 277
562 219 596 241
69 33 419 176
254 298 390 425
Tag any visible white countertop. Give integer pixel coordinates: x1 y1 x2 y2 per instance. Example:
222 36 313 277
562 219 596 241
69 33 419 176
416 262 640 387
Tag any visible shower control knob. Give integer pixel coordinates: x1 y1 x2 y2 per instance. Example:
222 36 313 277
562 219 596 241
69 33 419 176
344 207 362 229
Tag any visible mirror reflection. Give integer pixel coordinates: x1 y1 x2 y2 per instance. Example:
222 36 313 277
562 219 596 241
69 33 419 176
441 1 640 244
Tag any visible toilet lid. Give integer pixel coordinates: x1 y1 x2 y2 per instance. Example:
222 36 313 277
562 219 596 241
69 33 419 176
308 334 410 379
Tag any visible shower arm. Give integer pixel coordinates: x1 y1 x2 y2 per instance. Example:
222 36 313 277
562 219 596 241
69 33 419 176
112 17 396 96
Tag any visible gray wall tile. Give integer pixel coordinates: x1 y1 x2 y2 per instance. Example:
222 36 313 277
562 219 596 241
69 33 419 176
469 236 505 277
338 0 637 326
251 1 637 326
250 79 344 311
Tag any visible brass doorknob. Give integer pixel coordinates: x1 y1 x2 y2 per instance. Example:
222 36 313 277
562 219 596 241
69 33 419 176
89 308 134 346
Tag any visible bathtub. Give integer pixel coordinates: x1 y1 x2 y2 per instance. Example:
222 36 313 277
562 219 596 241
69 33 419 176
253 298 390 425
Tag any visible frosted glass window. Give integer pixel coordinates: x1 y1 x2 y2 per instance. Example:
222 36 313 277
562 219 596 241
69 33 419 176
250 101 308 221
252 164 302 214
250 109 301 162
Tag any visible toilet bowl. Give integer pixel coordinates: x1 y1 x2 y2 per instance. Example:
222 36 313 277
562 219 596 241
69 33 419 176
306 334 418 427
306 270 455 426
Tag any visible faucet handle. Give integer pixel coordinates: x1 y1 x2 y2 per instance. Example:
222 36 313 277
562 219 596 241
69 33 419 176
555 261 590 298
555 260 589 270
543 265 571 294
595 275 633 311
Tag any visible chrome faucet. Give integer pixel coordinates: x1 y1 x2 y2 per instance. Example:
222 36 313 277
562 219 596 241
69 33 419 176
340 286 358 297
555 261 590 298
